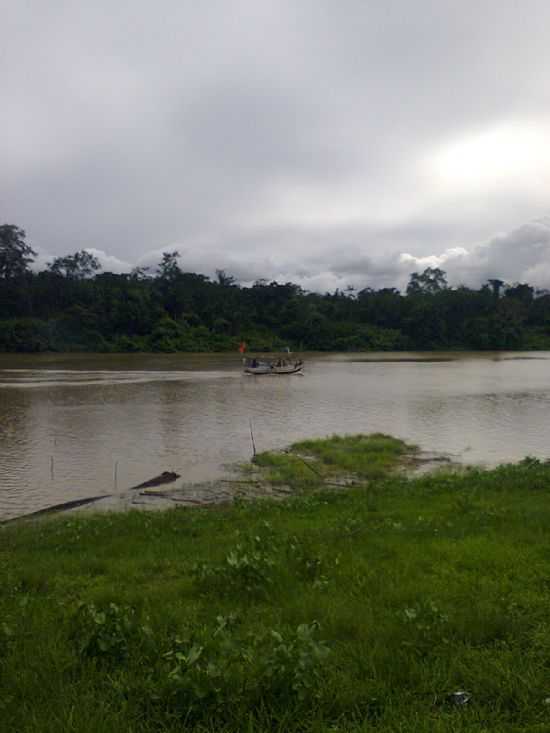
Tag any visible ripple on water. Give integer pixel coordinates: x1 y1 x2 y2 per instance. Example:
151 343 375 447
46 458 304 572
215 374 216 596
0 369 240 389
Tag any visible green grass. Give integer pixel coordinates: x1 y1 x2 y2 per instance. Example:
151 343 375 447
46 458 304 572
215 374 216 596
2 439 550 731
253 433 414 486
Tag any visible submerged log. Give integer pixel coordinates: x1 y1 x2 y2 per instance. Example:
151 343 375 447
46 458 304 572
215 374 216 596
1 494 112 523
129 471 181 490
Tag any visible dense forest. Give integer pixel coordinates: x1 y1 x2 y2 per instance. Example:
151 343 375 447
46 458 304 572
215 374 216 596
1 223 550 353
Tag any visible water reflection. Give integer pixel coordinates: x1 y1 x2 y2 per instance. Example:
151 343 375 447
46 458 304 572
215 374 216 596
1 352 550 519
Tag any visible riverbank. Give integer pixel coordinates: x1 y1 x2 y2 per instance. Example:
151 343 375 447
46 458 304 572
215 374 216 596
2 436 550 731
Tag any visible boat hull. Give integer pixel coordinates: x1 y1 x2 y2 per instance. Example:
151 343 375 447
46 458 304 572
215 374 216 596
243 366 273 375
271 365 303 374
244 364 303 375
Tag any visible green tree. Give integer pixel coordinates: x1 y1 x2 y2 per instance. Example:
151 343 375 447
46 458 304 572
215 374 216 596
505 283 534 307
407 267 448 296
130 266 152 281
0 225 36 280
216 269 236 287
487 278 505 299
157 251 182 281
48 250 101 279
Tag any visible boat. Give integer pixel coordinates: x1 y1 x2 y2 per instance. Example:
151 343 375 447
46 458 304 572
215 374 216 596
243 357 303 375
243 359 273 375
272 359 303 374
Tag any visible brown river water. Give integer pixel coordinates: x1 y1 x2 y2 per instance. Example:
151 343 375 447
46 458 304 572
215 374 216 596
1 351 550 520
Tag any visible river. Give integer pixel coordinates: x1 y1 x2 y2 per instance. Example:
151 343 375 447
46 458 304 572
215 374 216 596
1 351 549 520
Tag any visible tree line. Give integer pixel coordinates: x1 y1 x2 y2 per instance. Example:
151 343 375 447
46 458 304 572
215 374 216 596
1 223 550 353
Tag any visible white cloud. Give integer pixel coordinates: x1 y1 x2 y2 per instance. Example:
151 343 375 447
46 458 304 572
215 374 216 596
396 219 550 290
128 218 550 292
32 247 131 275
425 122 550 196
27 217 550 293
85 249 132 274
399 247 469 271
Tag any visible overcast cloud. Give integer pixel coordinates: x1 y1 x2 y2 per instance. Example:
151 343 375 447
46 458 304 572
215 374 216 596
2 1 550 291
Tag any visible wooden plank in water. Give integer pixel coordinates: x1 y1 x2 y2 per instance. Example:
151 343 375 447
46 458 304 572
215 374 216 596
1 494 112 524
129 471 181 490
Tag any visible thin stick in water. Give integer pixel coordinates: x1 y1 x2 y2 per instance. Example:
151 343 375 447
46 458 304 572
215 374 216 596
249 419 257 458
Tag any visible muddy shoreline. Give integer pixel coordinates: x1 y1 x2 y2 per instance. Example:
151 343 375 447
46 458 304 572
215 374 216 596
1 448 457 524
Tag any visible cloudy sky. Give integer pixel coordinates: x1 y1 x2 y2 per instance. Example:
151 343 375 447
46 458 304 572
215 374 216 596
2 1 550 291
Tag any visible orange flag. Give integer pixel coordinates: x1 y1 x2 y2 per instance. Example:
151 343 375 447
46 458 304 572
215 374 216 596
238 341 247 354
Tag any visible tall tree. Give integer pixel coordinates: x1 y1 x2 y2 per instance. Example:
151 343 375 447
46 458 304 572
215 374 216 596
0 225 36 280
487 278 505 299
505 282 534 307
407 267 448 296
130 266 152 281
216 269 236 287
157 251 182 281
48 250 101 279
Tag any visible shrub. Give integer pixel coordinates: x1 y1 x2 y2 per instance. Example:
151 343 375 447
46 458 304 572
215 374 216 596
72 601 151 663
162 615 251 722
193 534 276 598
256 621 330 703
159 617 330 725
286 535 329 586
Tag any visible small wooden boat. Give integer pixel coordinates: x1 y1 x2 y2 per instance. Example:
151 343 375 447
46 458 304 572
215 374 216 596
243 360 273 375
272 360 303 374
243 357 303 375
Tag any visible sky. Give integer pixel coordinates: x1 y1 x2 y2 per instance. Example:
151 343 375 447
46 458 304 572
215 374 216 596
2 1 550 292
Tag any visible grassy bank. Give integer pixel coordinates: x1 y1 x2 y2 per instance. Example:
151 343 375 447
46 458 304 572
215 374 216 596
2 436 550 731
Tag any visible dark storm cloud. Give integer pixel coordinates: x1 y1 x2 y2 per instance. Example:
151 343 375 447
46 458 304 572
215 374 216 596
3 1 550 290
